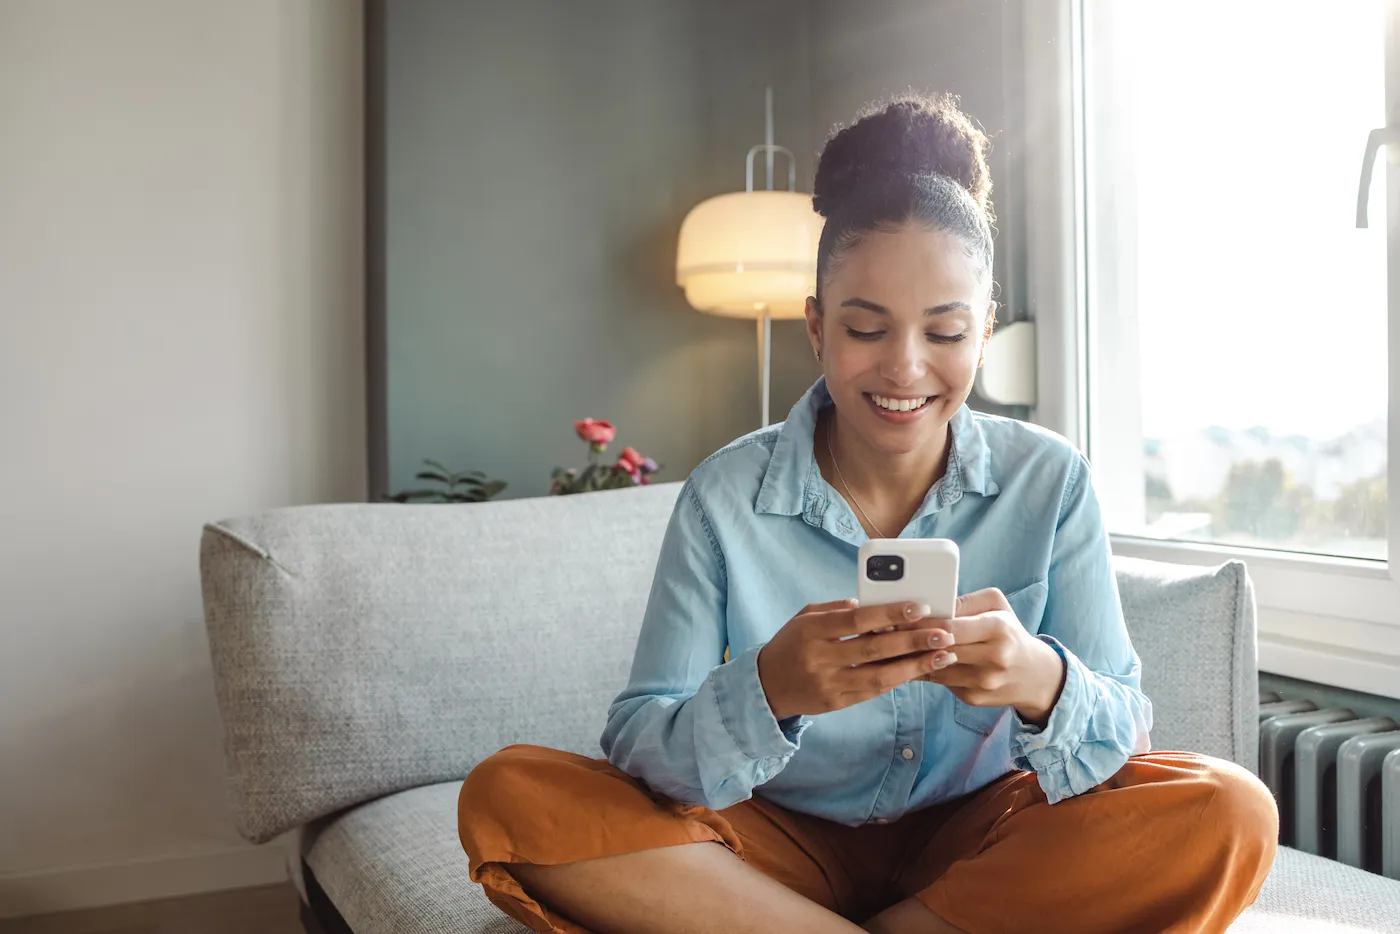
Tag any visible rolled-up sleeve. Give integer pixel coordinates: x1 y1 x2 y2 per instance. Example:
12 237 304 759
1010 454 1154 804
600 480 808 810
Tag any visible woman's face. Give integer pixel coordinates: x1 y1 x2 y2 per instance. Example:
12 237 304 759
806 224 993 456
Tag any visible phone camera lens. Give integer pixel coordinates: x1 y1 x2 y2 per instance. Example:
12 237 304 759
865 555 905 582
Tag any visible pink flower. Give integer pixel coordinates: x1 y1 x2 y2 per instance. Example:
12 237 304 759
575 418 616 447
616 447 650 483
617 447 644 473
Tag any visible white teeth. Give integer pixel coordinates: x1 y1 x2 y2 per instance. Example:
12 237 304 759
871 394 928 412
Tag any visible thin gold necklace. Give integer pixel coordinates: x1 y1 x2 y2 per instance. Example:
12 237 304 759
825 415 887 539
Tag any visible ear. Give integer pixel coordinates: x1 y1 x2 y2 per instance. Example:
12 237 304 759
804 296 823 361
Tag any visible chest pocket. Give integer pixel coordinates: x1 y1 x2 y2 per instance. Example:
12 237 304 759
951 579 1050 735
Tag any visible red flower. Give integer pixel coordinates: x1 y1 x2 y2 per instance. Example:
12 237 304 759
575 418 616 446
617 447 644 473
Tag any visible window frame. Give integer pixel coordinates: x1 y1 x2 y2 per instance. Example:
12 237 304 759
1021 0 1400 699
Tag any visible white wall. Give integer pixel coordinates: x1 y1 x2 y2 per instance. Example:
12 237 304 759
0 0 364 917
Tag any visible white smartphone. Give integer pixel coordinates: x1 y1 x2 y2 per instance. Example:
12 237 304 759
857 538 960 620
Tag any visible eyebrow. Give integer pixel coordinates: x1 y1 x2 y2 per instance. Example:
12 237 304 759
839 297 972 317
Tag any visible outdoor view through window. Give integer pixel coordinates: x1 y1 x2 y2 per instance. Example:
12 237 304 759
1089 0 1389 561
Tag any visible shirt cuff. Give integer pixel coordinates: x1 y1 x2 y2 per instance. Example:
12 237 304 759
1010 635 1093 776
709 643 810 761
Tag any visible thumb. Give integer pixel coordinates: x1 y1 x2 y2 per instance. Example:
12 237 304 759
955 587 1011 617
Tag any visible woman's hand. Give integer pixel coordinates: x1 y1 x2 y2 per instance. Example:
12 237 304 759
756 599 957 721
920 588 1067 727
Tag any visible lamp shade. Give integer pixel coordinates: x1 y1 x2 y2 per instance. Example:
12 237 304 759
676 190 824 319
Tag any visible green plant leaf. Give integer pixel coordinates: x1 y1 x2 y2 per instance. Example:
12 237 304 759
601 471 633 490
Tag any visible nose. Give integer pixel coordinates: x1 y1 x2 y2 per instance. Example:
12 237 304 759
879 331 926 387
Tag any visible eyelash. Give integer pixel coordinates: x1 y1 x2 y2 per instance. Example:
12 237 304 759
845 327 966 345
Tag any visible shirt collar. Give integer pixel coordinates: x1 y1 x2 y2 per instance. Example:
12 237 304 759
754 377 999 523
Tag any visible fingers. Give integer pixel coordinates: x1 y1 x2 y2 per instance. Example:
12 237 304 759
955 588 1010 617
811 599 927 640
918 642 1016 696
923 664 977 689
832 626 955 667
940 612 1009 645
852 600 938 636
877 593 1015 638
800 598 859 615
841 649 958 699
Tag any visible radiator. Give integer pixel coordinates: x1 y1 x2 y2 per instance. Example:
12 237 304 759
1258 691 1400 879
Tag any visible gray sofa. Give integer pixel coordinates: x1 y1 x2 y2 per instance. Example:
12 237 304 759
199 482 1400 933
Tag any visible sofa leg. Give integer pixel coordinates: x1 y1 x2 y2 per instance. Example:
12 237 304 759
300 859 358 934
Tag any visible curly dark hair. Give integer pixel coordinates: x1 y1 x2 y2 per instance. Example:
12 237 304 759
812 92 995 304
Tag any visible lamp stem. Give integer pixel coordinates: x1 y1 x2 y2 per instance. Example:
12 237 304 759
764 85 774 191
757 310 772 427
760 86 774 427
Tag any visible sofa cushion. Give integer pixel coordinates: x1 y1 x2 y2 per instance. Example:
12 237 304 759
1115 557 1258 770
309 781 1400 933
305 781 526 934
1229 847 1400 933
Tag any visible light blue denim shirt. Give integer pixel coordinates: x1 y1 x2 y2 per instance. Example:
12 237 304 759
600 378 1153 825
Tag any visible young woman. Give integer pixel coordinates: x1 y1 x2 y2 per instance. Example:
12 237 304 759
459 93 1278 934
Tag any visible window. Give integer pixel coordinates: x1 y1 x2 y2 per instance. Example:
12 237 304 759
1084 0 1389 562
1024 0 1400 695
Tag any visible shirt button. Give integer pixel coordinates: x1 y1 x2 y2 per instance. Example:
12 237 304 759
901 746 915 761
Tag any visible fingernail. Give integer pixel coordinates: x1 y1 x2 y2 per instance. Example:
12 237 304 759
928 633 944 647
904 603 931 620
935 652 957 668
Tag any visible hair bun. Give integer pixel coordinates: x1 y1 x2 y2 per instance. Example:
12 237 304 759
812 92 992 221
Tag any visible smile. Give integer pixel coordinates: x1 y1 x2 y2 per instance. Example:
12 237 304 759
868 393 933 413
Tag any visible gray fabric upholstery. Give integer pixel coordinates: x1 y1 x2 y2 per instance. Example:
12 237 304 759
304 782 524 933
1116 557 1258 771
200 483 680 843
310 783 1400 933
201 482 1400 931
1233 848 1400 933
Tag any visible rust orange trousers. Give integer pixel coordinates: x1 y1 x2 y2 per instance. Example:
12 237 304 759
458 746 1277 934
